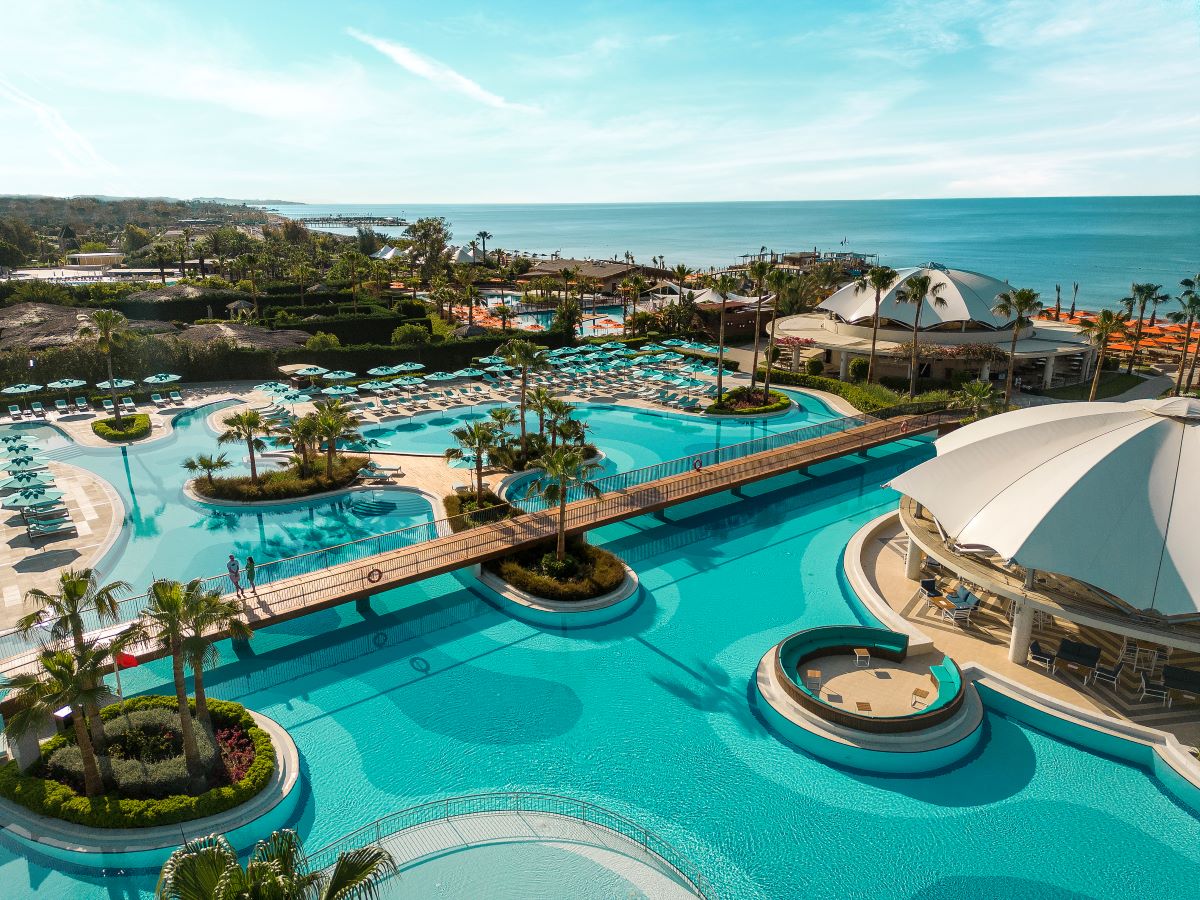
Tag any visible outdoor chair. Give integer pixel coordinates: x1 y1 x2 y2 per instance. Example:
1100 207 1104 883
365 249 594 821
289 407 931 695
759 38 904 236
28 521 77 540
102 399 115 414
1140 673 1170 706
1028 640 1056 671
121 397 137 413
940 604 973 626
169 390 184 405
1091 660 1123 690
74 397 89 413
7 404 23 420
54 399 69 415
150 393 166 408
30 402 46 418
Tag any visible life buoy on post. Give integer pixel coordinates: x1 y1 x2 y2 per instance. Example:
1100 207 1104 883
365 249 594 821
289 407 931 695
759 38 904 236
366 568 383 585
692 457 704 473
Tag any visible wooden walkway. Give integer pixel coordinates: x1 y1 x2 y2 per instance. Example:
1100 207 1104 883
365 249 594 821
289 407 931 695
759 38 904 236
0 410 952 675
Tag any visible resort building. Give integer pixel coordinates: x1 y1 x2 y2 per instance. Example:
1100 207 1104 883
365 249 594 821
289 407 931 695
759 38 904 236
65 250 125 268
522 257 673 293
774 263 1095 388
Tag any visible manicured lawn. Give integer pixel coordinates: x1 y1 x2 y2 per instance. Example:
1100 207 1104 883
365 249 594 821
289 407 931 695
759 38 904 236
1042 372 1144 401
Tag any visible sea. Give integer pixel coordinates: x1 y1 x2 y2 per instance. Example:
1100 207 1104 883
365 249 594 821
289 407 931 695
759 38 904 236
266 197 1199 311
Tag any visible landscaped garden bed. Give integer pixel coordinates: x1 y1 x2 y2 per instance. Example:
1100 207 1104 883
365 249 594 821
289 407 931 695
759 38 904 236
0 696 274 829
190 454 368 502
92 413 151 442
443 490 519 532
484 538 626 602
707 386 790 415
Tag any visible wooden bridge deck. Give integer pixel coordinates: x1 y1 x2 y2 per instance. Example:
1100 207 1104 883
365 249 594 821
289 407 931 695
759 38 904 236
0 411 951 676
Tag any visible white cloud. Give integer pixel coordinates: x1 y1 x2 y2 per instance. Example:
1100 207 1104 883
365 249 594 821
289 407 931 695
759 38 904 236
0 77 112 174
346 27 537 112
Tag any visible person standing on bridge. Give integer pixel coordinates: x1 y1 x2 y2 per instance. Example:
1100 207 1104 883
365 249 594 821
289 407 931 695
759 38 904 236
245 556 257 595
227 554 245 600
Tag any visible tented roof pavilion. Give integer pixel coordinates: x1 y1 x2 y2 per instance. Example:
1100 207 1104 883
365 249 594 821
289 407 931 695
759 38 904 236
819 263 1014 331
891 398 1200 621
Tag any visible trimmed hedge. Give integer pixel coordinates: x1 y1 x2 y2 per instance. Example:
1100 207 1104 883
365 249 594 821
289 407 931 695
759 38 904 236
191 455 367 502
707 387 790 416
443 491 517 532
91 413 151 442
0 696 275 829
486 539 625 602
763 368 953 412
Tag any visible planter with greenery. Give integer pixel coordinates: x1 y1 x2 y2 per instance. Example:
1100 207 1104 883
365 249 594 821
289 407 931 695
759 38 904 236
706 386 791 416
188 453 367 502
0 696 274 830
484 537 627 603
443 490 518 532
763 368 952 413
92 413 151 442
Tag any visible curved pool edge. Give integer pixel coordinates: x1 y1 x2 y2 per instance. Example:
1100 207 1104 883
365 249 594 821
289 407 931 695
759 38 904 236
0 710 301 869
473 561 641 629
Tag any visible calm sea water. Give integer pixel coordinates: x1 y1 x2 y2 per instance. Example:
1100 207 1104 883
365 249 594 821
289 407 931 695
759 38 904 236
269 197 1199 310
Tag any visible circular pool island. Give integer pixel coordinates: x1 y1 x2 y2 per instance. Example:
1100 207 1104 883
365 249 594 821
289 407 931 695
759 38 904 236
755 625 983 773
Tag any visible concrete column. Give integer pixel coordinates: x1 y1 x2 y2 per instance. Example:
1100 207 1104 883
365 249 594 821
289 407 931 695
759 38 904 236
1042 356 1056 389
838 352 850 380
1024 567 1037 588
904 536 924 580
979 361 991 381
8 727 41 772
1009 601 1035 663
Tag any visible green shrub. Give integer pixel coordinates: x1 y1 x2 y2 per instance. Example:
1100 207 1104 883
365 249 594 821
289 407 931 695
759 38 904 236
805 357 826 376
91 413 151 442
707 387 790 416
486 539 625 602
391 323 430 345
0 696 274 829
540 552 578 579
191 455 367 502
443 490 516 532
764 368 951 413
847 356 870 382
304 331 341 350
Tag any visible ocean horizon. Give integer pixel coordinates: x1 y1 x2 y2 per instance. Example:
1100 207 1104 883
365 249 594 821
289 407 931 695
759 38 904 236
270 196 1198 311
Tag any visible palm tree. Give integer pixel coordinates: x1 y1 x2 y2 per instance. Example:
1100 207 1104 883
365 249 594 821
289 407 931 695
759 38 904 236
283 415 320 477
852 265 899 383
950 380 1001 420
218 410 273 486
1079 309 1131 401
84 308 128 425
1121 282 1170 374
5 645 111 796
182 452 231 487
557 266 579 303
527 386 554 436
150 243 172 284
494 304 513 330
672 263 692 307
544 397 574 450
525 447 603 562
618 274 648 335
747 260 773 395
156 828 396 900
339 250 370 314
499 338 548 460
992 287 1043 403
312 400 362 478
1176 273 1200 394
488 405 518 446
137 579 207 781
762 268 795 401
895 274 948 398
20 568 130 750
712 273 739 402
453 264 478 326
476 230 493 263
184 589 252 730
445 421 497 505
290 260 317 308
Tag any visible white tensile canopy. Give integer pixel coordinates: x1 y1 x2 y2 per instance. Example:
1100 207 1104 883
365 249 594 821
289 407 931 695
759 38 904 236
819 264 1014 329
689 288 771 306
889 398 1200 617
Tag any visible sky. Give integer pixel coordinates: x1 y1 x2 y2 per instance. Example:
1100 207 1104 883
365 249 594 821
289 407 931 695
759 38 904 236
0 0 1197 203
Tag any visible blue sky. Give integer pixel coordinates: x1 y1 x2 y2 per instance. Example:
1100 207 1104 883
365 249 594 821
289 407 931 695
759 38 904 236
1 0 1197 202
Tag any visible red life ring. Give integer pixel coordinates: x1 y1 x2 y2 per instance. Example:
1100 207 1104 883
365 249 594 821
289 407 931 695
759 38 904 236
692 457 704 472
366 568 383 584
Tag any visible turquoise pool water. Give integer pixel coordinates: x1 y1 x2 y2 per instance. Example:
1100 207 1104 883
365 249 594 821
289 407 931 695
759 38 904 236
361 389 838 474
2 404 433 595
3 434 1198 898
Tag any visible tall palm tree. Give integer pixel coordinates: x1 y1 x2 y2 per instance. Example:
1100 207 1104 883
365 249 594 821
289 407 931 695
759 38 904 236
527 386 555 436
156 828 396 900
1121 282 1169 374
312 400 362 478
852 265 899 384
475 230 493 263
85 308 128 425
453 264 478 326
218 409 273 486
150 243 172 284
1079 309 1131 401
895 274 948 398
992 287 1043 403
712 273 739 402
4 645 111 797
488 405 518 446
1177 273 1200 394
182 452 231 487
557 266 577 303
544 397 574 450
494 304 513 330
340 250 370 314
525 447 603 562
762 268 794 401
20 568 130 750
184 589 252 731
499 338 548 460
746 260 773 395
618 274 648 335
283 415 320 477
445 421 497 505
672 263 692 307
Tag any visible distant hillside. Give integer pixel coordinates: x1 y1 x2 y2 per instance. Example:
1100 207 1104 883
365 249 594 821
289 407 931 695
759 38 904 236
193 197 305 206
0 196 270 230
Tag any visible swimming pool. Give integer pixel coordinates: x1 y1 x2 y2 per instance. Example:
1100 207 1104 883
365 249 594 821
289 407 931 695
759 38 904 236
3 433 1198 898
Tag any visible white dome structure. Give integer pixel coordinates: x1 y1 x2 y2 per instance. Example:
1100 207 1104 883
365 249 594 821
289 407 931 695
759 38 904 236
890 398 1200 618
819 263 1014 331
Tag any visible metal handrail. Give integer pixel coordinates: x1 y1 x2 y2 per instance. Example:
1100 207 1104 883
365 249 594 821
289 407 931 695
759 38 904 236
302 791 714 897
0 403 952 670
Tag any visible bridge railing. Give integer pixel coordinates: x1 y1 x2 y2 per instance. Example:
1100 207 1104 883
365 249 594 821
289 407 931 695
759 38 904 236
302 791 714 897
0 403 950 670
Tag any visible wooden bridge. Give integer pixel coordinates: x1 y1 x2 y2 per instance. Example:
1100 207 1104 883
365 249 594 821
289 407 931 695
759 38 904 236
0 406 956 676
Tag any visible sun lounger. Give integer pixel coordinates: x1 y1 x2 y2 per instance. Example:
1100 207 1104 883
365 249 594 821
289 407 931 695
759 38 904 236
28 521 77 540
7 404 23 421
1140 673 1169 706
120 397 137 413
102 398 115 414
30 402 46 418
1028 640 1055 671
150 393 167 408
169 390 184 406
75 397 89 413
55 399 69 416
